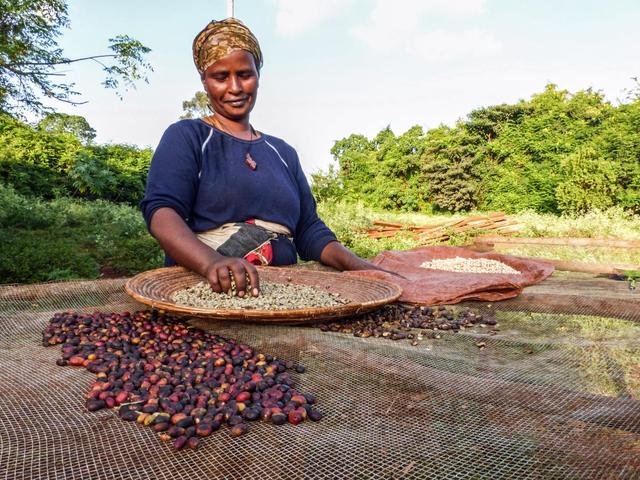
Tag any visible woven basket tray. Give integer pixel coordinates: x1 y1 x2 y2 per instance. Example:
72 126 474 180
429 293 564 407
124 266 402 324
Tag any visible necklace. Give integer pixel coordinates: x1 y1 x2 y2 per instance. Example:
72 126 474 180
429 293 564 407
206 115 258 171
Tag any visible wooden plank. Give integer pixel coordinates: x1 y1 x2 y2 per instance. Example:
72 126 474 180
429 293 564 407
475 235 640 249
367 231 403 239
411 218 460 232
465 215 507 226
372 220 403 228
545 259 640 275
367 227 401 233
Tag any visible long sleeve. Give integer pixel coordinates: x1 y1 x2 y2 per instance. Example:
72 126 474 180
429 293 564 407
140 122 201 229
289 149 337 261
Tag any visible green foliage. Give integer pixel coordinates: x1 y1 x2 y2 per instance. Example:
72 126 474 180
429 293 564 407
0 113 151 204
67 151 117 198
422 125 481 212
480 85 617 213
316 200 420 259
0 228 99 282
0 184 162 283
555 147 619 214
37 112 96 144
327 126 430 211
0 0 151 115
0 112 80 197
326 83 640 215
101 35 152 95
316 200 640 265
310 163 343 203
181 91 210 119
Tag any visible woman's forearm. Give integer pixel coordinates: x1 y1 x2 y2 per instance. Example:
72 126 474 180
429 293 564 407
149 207 222 276
319 241 374 271
150 208 260 296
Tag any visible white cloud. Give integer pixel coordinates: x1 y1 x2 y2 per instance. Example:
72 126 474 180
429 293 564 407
412 28 501 61
274 0 351 37
352 0 500 61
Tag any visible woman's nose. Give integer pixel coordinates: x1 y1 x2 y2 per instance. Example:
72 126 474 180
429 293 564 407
228 75 242 93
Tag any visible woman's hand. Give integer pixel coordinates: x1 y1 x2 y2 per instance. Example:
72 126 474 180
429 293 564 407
204 257 260 297
150 207 261 296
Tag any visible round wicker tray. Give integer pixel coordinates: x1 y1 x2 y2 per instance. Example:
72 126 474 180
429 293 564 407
124 266 402 324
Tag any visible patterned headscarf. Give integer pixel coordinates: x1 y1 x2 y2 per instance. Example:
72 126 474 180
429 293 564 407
192 18 263 76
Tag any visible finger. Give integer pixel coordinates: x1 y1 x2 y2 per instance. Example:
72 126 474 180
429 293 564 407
385 269 408 280
243 261 260 297
207 268 222 293
229 263 247 297
217 266 232 294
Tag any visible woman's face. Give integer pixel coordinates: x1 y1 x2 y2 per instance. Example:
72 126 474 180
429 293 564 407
202 49 259 122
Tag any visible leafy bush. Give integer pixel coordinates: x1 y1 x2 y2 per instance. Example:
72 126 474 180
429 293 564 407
422 125 482 212
310 164 343 203
0 114 152 205
67 151 118 199
0 185 162 283
325 84 640 215
555 148 620 214
0 229 100 283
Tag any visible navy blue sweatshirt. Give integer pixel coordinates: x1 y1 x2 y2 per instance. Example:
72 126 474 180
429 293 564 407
140 119 337 264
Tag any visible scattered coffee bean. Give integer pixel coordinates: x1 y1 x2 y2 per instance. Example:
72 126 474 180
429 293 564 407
43 309 323 451
317 304 493 344
271 412 287 425
229 423 249 437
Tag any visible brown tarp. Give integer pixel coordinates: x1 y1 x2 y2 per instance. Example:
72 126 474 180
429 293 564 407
347 246 555 305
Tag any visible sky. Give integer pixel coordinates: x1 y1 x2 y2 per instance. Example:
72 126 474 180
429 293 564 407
48 0 640 174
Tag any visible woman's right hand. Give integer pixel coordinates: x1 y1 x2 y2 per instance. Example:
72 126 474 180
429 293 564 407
204 257 261 297
149 208 261 297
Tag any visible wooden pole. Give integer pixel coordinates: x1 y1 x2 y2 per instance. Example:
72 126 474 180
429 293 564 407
227 0 234 18
475 235 640 249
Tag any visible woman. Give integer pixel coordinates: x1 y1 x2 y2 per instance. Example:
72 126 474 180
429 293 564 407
140 18 379 298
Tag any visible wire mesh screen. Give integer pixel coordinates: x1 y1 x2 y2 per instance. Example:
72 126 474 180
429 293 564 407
1 278 639 479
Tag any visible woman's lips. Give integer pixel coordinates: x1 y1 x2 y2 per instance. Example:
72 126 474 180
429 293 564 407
226 98 249 107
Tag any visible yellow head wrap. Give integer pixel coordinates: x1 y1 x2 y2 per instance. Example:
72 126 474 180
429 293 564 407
192 18 263 76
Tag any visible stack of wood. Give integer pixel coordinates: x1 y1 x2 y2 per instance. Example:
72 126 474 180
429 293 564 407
366 212 522 243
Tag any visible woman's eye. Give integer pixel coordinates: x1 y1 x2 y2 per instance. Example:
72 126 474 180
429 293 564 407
208 73 227 81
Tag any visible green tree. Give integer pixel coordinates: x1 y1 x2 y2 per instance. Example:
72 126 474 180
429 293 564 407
422 125 482 212
555 147 620 214
310 163 343 203
466 103 532 141
326 83 640 216
0 111 80 197
37 112 96 144
480 85 615 213
180 91 210 119
0 0 152 115
0 114 151 203
330 133 374 202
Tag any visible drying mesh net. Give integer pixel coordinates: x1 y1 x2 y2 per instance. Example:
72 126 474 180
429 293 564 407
1 277 639 479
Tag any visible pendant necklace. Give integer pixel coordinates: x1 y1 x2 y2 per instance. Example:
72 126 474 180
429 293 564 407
207 115 258 171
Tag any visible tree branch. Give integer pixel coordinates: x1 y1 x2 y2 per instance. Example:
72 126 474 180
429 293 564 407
4 54 117 67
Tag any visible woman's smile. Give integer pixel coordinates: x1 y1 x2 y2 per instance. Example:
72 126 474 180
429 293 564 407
225 97 249 107
202 50 259 122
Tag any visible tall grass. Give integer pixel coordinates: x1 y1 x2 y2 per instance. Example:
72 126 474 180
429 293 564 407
0 185 162 283
317 201 640 263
